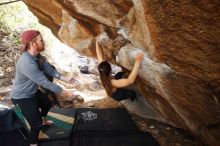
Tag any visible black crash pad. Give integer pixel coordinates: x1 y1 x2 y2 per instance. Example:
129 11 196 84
72 132 160 146
75 108 139 135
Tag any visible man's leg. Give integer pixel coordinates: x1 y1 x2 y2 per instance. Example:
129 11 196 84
35 90 53 125
12 98 42 145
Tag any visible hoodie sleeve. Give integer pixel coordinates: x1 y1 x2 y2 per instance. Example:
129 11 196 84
20 60 62 94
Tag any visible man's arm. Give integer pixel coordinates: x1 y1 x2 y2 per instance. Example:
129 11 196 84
22 61 75 99
41 57 77 84
42 60 62 79
21 60 63 94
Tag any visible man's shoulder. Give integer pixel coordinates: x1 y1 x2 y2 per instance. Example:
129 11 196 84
17 52 35 65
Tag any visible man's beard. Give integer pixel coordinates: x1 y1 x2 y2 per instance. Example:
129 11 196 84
37 45 45 52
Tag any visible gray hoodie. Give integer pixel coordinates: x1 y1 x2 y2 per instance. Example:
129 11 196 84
10 52 62 99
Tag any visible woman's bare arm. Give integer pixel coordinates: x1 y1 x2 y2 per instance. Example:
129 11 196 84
111 52 144 88
95 39 103 63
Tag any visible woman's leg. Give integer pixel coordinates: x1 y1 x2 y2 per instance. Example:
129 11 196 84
12 98 42 145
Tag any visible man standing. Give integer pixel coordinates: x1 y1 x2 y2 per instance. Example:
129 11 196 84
10 30 76 146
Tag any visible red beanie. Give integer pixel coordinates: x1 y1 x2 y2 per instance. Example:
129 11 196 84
20 30 40 52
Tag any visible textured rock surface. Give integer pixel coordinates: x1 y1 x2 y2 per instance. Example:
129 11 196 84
23 0 220 145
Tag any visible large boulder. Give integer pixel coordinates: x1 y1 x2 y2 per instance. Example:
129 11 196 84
22 0 220 145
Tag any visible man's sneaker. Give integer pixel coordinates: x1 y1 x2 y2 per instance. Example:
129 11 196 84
42 120 54 126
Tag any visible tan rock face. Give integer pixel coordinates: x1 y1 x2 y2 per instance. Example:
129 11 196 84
23 0 63 36
24 0 220 145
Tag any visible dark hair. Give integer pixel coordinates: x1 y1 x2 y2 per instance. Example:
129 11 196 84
98 61 112 97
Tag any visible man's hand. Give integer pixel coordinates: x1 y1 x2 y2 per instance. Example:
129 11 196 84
69 78 78 84
57 89 75 99
57 89 84 103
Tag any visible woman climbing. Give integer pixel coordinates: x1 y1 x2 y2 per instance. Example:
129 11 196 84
96 37 144 101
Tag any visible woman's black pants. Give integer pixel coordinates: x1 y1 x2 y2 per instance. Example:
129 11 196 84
112 88 137 101
11 90 52 144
